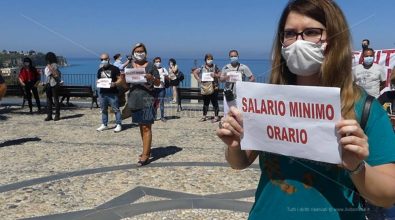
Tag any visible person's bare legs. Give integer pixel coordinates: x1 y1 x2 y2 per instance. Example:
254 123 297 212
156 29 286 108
139 124 152 162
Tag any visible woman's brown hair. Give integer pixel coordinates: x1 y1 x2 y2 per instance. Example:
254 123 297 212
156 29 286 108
270 0 361 119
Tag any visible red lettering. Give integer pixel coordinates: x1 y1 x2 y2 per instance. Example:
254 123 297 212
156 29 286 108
381 49 395 67
289 102 298 117
254 99 261 114
281 127 289 141
300 129 308 144
326 105 334 120
242 97 247 112
278 101 286 116
374 50 381 64
248 98 255 113
315 104 325 119
267 100 275 115
288 128 296 143
267 125 273 138
266 125 308 144
260 99 267 114
274 126 281 140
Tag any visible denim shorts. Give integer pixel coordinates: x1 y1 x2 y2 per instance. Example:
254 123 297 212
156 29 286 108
131 105 155 125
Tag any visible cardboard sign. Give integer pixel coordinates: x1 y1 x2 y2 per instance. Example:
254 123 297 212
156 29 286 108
202 72 214 82
236 82 342 164
226 71 242 82
96 78 112 88
124 68 146 83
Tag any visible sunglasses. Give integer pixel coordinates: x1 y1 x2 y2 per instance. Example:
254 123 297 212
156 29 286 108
100 58 109 61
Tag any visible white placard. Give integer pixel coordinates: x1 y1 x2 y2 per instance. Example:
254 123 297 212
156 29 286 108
124 68 146 83
96 78 112 88
202 72 214 82
226 71 242 82
236 82 342 164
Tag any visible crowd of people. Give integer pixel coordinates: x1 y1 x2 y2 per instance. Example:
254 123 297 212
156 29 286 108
0 0 395 218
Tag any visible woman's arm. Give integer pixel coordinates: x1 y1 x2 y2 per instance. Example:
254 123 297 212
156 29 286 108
192 68 201 83
336 119 395 207
217 106 258 169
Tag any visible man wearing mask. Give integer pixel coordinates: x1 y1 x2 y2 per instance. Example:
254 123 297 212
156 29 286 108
353 48 387 98
96 53 123 132
113 53 130 71
220 50 255 96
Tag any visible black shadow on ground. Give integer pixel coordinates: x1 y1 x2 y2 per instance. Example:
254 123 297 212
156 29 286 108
0 137 41 148
60 113 84 120
164 116 181 121
150 146 183 163
120 123 139 131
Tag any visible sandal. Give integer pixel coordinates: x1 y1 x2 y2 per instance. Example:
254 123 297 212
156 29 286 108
199 116 208 122
137 156 150 167
211 116 220 123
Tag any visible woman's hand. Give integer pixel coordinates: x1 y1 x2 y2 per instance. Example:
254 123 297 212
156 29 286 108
216 106 244 149
336 119 369 171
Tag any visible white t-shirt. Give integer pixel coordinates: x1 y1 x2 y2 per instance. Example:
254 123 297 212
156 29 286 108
154 67 169 89
353 63 387 98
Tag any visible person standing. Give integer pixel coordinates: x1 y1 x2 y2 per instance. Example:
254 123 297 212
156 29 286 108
0 73 6 101
153 57 169 122
217 0 395 219
353 48 387 98
192 53 221 123
44 52 61 121
96 53 122 132
123 43 160 166
221 49 255 96
362 39 370 51
113 53 130 71
168 58 179 103
18 57 41 113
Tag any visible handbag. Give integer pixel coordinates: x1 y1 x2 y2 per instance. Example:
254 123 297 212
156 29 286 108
200 81 214 95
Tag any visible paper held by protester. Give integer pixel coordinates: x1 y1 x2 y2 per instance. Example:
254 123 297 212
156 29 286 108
202 72 214 82
124 68 146 83
226 71 242 82
96 78 112 88
236 82 342 164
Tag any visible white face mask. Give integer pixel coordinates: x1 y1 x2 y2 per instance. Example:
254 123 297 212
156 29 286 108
281 40 326 76
133 52 146 61
154 62 161 68
206 60 213 65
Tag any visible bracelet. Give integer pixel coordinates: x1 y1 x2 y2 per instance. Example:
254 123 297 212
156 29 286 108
347 160 366 175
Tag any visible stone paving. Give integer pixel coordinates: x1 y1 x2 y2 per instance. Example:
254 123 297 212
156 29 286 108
0 98 260 220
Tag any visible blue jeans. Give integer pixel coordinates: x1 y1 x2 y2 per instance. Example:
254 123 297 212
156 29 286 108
100 93 122 125
154 88 166 119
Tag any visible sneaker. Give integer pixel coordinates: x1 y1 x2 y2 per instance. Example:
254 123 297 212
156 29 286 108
114 124 122 133
199 116 208 122
96 124 108 132
160 118 167 122
44 117 53 121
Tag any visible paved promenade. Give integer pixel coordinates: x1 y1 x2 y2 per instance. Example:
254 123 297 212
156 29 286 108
0 98 259 220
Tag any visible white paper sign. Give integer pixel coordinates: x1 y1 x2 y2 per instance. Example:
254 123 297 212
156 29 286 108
226 71 242 82
202 72 214 82
96 78 112 88
236 82 342 164
124 68 146 83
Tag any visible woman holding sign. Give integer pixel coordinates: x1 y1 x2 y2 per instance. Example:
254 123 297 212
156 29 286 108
217 0 395 219
192 53 221 123
123 43 160 167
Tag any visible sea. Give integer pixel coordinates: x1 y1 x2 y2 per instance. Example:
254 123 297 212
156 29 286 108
59 58 272 90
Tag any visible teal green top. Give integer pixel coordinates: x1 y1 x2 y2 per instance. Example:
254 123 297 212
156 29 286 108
249 93 395 220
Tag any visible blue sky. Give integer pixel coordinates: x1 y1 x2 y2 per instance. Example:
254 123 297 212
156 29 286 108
0 0 394 59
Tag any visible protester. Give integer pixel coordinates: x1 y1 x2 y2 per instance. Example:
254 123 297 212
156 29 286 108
18 57 41 113
168 58 179 103
44 52 62 121
0 73 6 100
217 1 395 219
221 49 255 96
113 53 130 71
362 39 370 51
353 48 387 98
192 53 221 123
123 43 160 166
153 57 169 122
96 53 122 132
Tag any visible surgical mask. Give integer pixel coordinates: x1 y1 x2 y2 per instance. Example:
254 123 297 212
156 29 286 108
100 60 109 68
23 62 30 66
154 62 161 68
206 60 213 65
363 56 374 65
230 56 239 65
133 52 146 61
281 40 326 76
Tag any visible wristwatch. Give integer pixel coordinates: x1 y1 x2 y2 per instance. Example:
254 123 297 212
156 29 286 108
347 161 366 175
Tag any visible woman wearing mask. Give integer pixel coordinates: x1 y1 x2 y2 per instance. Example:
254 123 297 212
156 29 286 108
168 58 179 103
192 53 221 123
44 52 62 121
18 57 41 113
217 0 395 219
123 43 160 166
153 57 169 122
